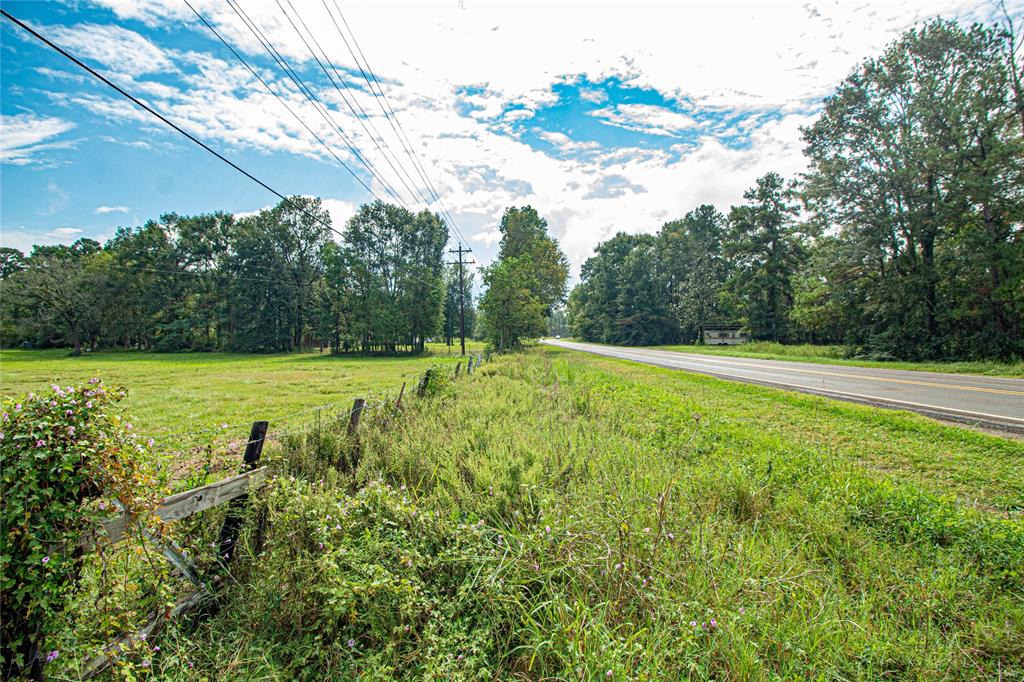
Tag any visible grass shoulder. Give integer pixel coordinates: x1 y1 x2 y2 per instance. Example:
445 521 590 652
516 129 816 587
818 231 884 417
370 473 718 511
640 341 1024 377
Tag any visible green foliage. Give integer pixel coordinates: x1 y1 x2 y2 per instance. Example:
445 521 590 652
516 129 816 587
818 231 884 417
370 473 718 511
480 207 568 350
800 19 1024 360
0 380 158 677
0 198 449 357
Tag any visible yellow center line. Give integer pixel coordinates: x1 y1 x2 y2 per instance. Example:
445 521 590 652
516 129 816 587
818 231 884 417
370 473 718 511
633 349 1024 396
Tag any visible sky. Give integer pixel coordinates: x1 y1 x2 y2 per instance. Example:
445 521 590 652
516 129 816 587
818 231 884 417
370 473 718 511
1 0 1019 278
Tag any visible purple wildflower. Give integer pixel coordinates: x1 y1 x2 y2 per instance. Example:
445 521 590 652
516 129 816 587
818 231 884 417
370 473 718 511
606 671 613 678
690 620 697 628
66 410 73 416
141 660 150 668
67 426 75 435
14 403 21 411
347 638 356 648
710 618 717 629
41 556 50 564
739 607 745 615
85 401 93 409
46 651 59 663
36 439 45 448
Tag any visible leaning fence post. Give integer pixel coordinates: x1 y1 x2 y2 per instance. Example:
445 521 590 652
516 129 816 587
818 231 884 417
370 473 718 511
467 356 474 374
418 368 433 397
216 420 268 564
396 381 406 408
455 361 462 378
348 398 365 435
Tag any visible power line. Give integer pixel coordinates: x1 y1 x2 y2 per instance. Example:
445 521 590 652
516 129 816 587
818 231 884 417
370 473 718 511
323 0 471 248
223 0 409 209
0 6 352 244
183 0 385 204
275 0 431 209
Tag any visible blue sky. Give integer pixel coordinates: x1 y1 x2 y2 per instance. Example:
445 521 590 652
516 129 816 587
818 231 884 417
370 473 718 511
1 0 1017 274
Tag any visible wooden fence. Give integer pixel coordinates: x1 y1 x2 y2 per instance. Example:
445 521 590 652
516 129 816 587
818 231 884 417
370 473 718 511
78 353 486 677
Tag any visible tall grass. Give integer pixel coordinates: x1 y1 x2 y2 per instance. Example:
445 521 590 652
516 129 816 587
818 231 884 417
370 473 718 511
87 350 1023 680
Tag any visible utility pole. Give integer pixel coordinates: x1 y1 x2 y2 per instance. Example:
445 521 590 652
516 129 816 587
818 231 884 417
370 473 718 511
447 245 474 356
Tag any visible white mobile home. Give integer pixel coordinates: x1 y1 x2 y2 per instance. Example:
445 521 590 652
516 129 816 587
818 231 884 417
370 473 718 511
701 324 747 345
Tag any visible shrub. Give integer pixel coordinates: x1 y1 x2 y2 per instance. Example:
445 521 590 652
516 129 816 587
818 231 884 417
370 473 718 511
0 380 158 678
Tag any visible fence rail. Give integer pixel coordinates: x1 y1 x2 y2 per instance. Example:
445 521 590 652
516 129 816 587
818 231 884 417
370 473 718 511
76 352 488 678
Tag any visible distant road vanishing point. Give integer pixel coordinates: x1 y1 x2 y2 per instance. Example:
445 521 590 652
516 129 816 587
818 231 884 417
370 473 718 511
541 339 1024 435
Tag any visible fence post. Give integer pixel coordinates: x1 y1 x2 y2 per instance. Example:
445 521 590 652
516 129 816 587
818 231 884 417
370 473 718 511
467 356 474 374
396 381 406 408
418 369 433 397
216 420 268 564
348 398 365 435
455 361 462 378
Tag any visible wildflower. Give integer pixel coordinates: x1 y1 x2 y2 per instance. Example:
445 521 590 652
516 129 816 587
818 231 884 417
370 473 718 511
739 607 745 615
98 501 108 510
67 426 75 436
643 527 651 534
46 651 59 663
41 556 50 564
347 638 356 648
606 671 613 678
14 403 21 411
457 654 463 661
85 390 95 397
89 377 100 384
49 401 57 407
36 439 45 448
220 423 228 429
641 578 648 587
85 401 93 409
140 633 147 641
2 412 7 421
0 433 4 441
710 618 717 629
318 543 325 550
125 423 133 431
614 562 622 571
148 438 154 447
545 526 551 534
153 646 160 652
66 410 73 416
689 620 697 628
141 660 150 668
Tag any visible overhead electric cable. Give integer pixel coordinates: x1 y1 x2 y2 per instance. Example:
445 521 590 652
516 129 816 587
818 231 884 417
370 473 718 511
224 0 409 208
323 0 470 247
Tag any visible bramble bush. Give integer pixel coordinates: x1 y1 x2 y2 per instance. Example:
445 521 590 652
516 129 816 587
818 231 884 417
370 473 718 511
0 380 160 679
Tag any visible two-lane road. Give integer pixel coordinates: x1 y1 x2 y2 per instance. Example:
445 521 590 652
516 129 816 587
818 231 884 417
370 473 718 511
541 339 1024 434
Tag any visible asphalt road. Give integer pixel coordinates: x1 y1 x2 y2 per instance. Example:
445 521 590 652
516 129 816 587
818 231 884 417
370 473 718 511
541 339 1024 434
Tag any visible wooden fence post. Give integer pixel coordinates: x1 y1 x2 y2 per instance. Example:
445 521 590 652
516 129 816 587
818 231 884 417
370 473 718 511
396 381 406 408
216 420 268 563
418 369 433 397
467 356 474 374
348 398 365 435
455 361 462 378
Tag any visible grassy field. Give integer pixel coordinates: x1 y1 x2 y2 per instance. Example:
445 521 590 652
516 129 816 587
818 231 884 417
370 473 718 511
648 341 1024 377
38 346 1020 680
0 343 483 448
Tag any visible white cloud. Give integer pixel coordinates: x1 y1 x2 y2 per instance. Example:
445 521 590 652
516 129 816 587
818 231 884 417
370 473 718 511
590 104 699 136
68 0 1021 277
40 22 174 76
0 113 76 166
95 205 131 214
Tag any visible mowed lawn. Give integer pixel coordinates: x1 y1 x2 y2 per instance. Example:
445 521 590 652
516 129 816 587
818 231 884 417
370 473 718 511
0 344 482 448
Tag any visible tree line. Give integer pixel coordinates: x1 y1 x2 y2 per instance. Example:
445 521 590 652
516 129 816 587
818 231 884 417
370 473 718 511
1 197 478 355
569 19 1023 361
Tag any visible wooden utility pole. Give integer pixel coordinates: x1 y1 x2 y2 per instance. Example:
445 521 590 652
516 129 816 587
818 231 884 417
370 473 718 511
447 245 474 356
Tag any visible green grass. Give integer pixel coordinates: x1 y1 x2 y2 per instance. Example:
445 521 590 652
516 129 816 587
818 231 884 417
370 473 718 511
647 341 1024 377
0 343 484 445
53 346 1020 680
